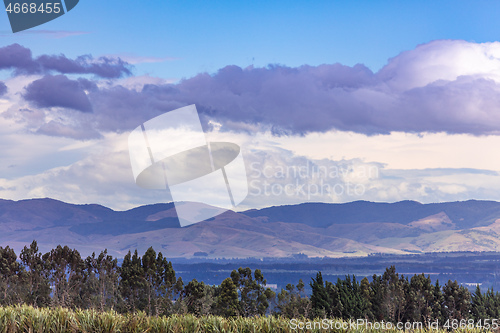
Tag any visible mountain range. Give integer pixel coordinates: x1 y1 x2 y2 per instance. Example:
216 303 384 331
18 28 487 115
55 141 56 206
2 198 500 258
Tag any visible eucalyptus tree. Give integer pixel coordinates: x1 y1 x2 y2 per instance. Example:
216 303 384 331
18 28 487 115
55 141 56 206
19 240 50 307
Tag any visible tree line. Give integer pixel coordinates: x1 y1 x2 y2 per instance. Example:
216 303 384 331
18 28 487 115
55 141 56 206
0 241 274 317
307 266 500 324
0 241 499 322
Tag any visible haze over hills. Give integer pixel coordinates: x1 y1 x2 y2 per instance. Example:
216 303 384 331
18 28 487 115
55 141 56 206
2 198 500 258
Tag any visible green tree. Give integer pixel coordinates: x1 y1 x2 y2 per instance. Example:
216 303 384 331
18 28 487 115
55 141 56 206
183 279 213 316
309 272 330 318
142 247 158 315
442 280 471 320
82 249 120 311
0 246 24 305
382 266 407 322
43 245 84 308
155 251 177 315
119 249 145 312
483 288 500 319
471 285 487 321
231 267 274 317
404 274 434 322
142 247 177 316
19 241 50 307
214 278 239 317
276 280 311 318
370 274 386 320
335 275 367 319
360 277 373 319
431 280 445 323
171 276 186 314
254 269 275 315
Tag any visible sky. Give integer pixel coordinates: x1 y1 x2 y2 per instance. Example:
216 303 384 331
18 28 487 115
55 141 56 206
1 0 500 210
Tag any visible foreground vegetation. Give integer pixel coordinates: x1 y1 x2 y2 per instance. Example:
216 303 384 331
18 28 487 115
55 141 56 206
2 241 500 328
0 305 285 333
0 305 495 333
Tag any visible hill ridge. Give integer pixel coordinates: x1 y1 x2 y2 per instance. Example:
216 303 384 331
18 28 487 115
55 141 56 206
1 198 500 258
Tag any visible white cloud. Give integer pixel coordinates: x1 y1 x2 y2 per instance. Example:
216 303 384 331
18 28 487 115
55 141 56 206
379 40 500 91
0 127 499 210
276 131 500 170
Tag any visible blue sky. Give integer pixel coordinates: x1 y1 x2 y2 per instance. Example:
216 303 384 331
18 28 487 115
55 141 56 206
2 1 500 209
3 1 500 79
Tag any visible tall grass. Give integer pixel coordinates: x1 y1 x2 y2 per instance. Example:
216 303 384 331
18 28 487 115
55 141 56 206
0 305 492 332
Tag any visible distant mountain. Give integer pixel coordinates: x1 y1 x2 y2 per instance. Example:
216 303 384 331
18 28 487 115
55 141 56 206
242 200 500 229
2 198 500 258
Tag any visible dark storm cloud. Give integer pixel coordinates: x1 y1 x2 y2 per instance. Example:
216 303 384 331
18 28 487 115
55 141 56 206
88 44 500 136
24 75 93 113
17 40 500 139
165 63 382 134
86 63 381 134
0 44 131 78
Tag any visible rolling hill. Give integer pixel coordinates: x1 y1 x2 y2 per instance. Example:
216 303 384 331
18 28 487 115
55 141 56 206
2 198 500 258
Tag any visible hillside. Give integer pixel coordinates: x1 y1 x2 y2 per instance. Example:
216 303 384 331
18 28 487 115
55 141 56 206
2 198 500 258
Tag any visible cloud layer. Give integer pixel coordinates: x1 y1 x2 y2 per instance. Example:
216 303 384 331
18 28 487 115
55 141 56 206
1 132 499 210
0 44 131 78
12 39 500 139
24 75 93 112
164 40 500 135
2 40 500 209
3 40 500 139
